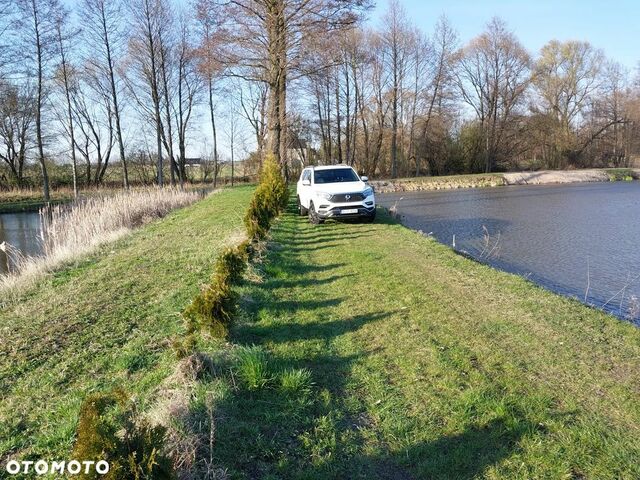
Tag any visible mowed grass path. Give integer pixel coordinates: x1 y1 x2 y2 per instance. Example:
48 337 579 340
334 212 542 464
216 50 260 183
218 206 640 479
0 186 252 460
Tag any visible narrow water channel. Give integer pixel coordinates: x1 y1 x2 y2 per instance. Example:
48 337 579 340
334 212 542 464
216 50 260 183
0 212 43 275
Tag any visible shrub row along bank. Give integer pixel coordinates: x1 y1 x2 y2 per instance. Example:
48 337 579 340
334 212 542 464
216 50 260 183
182 154 288 339
68 157 288 478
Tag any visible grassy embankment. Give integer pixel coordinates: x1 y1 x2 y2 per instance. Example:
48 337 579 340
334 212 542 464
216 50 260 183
2 186 640 478
0 186 252 463
212 204 640 478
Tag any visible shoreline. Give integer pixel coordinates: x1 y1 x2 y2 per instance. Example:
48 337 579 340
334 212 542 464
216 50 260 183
370 168 640 193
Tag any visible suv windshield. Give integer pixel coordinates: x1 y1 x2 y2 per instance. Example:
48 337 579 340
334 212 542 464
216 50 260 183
314 168 359 184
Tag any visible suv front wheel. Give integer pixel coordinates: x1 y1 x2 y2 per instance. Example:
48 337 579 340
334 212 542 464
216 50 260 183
308 201 324 225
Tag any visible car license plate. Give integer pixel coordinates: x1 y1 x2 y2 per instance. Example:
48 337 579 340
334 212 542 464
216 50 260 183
341 208 358 214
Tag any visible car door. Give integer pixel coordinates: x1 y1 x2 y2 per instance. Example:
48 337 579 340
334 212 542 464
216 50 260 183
299 169 312 208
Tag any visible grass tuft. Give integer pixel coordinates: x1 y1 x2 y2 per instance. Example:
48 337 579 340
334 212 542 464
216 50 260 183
279 368 313 397
235 345 270 390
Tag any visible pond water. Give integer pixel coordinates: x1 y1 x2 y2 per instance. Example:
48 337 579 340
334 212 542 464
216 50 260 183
378 182 640 320
0 212 43 275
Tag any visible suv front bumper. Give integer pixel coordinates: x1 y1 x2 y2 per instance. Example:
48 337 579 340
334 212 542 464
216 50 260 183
316 204 376 219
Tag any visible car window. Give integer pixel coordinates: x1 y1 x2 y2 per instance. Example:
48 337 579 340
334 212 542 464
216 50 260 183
302 170 311 182
313 168 359 184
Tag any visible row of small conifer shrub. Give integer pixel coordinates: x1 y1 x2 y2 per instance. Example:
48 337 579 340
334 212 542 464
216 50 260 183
181 153 289 342
71 155 289 479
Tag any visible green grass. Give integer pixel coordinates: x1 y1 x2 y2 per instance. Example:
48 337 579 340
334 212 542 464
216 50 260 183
0 186 253 461
200 203 640 479
605 168 640 181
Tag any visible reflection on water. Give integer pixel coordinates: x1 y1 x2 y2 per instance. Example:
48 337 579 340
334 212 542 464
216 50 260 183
0 212 43 274
379 182 640 320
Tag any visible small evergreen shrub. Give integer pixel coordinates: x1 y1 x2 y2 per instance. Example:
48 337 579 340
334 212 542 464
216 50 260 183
73 390 175 479
244 154 288 240
215 245 248 285
235 345 270 390
183 274 236 338
244 190 272 240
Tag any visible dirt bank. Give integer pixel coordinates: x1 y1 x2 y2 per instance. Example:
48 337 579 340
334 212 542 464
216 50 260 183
503 169 640 185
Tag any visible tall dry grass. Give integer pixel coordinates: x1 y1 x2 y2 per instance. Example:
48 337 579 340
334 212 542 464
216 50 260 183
0 187 201 294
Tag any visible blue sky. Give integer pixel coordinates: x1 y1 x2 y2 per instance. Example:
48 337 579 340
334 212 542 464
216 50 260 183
369 0 639 70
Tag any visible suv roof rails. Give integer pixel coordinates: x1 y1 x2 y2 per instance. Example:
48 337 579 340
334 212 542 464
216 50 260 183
305 163 351 169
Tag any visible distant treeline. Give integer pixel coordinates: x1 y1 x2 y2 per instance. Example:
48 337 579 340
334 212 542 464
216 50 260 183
1 0 639 197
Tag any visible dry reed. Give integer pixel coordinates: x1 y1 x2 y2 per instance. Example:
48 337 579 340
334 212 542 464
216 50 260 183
0 187 200 294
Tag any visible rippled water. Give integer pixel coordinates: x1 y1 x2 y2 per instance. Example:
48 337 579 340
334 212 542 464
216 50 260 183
379 182 640 319
0 212 43 274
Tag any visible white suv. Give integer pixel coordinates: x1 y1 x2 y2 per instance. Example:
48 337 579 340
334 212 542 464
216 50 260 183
296 165 376 224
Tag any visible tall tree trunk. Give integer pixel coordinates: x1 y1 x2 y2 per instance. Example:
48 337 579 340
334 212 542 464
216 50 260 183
99 1 128 189
335 70 342 164
32 0 50 201
208 77 219 188
57 25 78 197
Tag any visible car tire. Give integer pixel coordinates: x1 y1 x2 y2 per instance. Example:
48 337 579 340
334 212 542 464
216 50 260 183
297 196 308 216
308 201 324 225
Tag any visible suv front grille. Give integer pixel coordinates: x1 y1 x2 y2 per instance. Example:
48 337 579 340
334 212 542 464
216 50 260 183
330 192 365 203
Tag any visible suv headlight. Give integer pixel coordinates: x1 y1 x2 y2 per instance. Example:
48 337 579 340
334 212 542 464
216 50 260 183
363 187 373 198
316 192 332 201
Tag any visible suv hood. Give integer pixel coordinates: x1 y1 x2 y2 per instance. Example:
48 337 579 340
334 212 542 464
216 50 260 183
313 181 367 194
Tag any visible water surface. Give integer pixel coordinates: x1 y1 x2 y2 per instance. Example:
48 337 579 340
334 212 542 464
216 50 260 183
379 182 640 319
0 212 43 275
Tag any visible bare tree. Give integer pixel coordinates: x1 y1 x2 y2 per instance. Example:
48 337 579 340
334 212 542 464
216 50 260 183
72 79 115 185
0 81 35 185
14 0 66 201
194 0 222 187
174 12 202 186
0 0 13 74
53 12 79 196
238 79 268 159
455 17 531 172
220 0 369 170
82 0 130 189
381 0 414 178
125 0 169 186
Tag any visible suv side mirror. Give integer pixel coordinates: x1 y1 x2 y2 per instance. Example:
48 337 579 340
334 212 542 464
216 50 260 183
302 179 311 186
361 176 369 182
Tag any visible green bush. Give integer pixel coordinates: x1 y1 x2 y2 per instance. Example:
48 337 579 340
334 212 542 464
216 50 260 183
73 390 175 479
244 154 288 240
235 345 270 390
215 244 248 285
183 273 236 337
244 188 272 240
